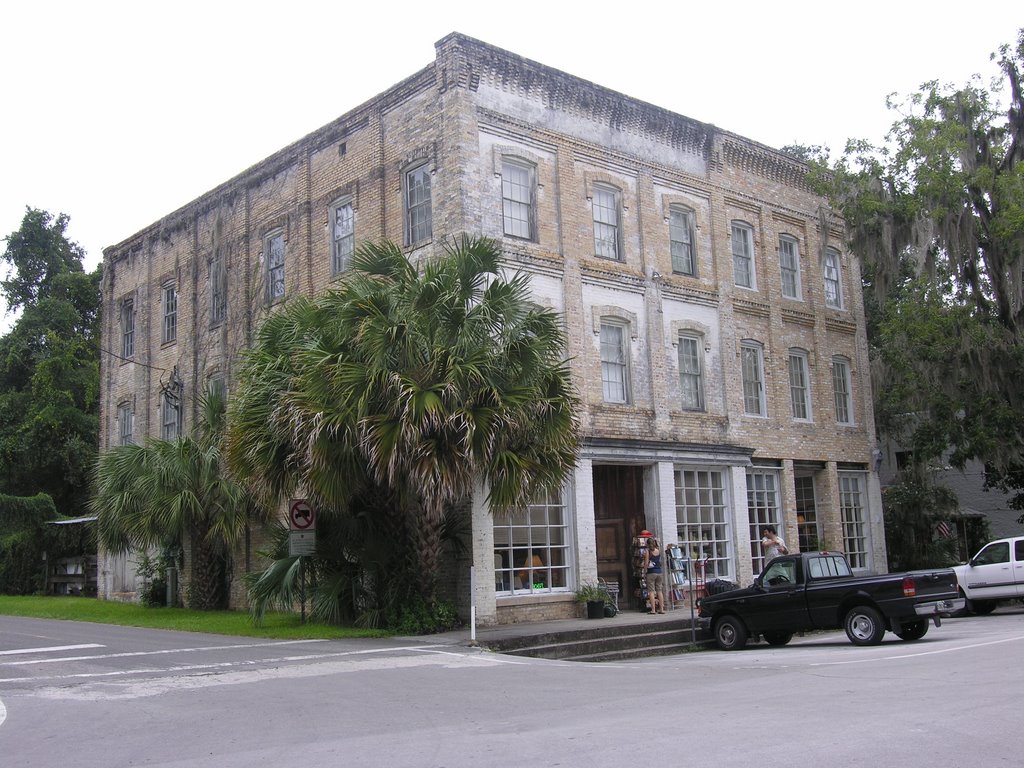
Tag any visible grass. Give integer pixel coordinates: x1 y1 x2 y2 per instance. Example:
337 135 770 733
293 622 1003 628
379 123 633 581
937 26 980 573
0 595 390 640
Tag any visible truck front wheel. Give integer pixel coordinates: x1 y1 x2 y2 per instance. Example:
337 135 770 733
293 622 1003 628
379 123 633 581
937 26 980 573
971 600 997 615
714 615 749 651
844 605 885 645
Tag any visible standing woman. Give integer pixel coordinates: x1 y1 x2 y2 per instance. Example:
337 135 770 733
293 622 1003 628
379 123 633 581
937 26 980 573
643 536 666 614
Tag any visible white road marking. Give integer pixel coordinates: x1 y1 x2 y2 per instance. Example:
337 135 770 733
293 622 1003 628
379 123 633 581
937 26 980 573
27 648 505 701
0 638 328 667
807 634 1024 666
0 696 6 728
0 643 103 656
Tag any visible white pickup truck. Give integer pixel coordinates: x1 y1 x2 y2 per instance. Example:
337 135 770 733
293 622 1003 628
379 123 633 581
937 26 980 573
952 535 1024 615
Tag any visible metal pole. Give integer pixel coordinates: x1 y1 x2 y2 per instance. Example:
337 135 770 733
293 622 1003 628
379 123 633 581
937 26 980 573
300 557 306 624
470 565 476 643
687 552 696 646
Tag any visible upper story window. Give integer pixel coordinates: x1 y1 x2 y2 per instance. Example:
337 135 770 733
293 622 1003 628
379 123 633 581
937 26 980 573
404 162 432 245
592 185 621 261
824 248 844 309
162 284 177 344
331 197 355 275
788 350 812 421
779 235 801 299
501 159 535 240
266 229 285 302
832 356 853 425
669 206 696 276
678 334 705 411
120 299 135 359
741 340 766 416
731 221 756 289
210 252 226 325
118 402 134 446
599 320 630 403
160 392 181 441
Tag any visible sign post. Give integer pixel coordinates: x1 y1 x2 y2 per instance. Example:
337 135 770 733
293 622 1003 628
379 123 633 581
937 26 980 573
288 499 316 622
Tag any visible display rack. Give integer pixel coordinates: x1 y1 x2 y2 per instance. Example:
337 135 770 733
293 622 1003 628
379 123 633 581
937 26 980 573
666 544 688 607
631 533 651 610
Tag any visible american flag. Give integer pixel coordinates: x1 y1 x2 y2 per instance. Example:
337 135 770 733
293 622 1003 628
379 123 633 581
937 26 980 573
936 520 954 539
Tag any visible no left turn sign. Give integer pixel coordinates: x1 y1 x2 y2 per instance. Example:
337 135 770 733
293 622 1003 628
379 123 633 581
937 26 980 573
289 499 315 531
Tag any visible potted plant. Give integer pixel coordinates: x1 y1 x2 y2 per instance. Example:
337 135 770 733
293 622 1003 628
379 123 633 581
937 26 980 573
574 582 611 619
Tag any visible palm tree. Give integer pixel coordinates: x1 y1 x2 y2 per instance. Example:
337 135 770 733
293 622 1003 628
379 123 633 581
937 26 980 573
91 390 258 609
227 235 580 604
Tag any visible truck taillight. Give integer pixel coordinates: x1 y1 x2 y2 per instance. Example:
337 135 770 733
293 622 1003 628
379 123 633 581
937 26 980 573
902 576 916 597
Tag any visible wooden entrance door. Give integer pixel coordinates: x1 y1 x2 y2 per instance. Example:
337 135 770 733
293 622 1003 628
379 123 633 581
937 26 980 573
593 465 646 610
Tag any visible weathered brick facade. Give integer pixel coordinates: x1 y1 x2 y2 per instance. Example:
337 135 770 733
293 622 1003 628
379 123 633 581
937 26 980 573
99 33 886 624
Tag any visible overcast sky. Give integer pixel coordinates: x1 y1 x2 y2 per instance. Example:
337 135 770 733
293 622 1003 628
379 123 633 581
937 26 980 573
0 1 1017 327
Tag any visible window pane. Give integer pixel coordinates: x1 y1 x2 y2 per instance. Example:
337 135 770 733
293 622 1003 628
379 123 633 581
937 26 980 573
121 301 135 358
840 473 868 568
788 353 809 420
267 233 285 300
600 323 627 403
332 202 354 274
675 469 731 580
741 344 763 415
162 286 177 343
795 475 819 551
679 336 704 411
493 490 570 595
502 161 533 239
780 237 799 299
824 250 842 308
406 166 432 244
732 224 753 288
833 358 852 424
593 187 620 260
211 254 226 324
746 470 781 574
670 208 694 275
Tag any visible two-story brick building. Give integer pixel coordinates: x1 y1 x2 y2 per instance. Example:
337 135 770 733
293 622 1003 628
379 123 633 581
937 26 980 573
98 33 886 625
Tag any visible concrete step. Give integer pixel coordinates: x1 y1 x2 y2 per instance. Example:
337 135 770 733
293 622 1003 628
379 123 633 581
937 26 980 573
481 615 711 661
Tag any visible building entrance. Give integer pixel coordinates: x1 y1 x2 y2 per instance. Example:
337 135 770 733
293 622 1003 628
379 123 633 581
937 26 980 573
593 464 646 611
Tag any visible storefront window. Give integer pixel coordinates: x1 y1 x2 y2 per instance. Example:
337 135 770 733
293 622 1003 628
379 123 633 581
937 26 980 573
840 472 869 569
674 469 731 580
493 486 570 595
747 469 782 574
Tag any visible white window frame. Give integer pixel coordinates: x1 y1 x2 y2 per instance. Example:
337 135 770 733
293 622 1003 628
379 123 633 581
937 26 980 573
599 320 630 404
779 235 801 299
746 469 782 575
265 229 285 303
501 159 535 241
741 341 766 417
592 184 621 261
678 334 705 411
832 356 853 425
731 221 756 289
788 350 812 421
118 402 133 446
404 162 432 245
493 486 571 595
674 468 732 581
121 299 135 359
669 206 696 276
161 284 177 344
330 197 355 275
160 392 181 441
824 248 844 309
839 472 870 569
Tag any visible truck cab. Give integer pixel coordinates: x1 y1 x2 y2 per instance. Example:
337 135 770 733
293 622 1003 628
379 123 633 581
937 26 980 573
952 536 1024 614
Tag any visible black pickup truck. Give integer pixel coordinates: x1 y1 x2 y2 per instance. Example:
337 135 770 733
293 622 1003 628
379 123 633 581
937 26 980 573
697 552 964 650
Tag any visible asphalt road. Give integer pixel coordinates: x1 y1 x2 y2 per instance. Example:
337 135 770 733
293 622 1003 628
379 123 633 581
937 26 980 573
1 607 1022 767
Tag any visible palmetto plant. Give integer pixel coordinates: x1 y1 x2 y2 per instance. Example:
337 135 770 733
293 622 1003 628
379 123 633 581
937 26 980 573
227 235 580 613
91 390 260 609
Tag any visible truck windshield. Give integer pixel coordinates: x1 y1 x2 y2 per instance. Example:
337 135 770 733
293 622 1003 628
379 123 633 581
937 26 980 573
807 555 851 579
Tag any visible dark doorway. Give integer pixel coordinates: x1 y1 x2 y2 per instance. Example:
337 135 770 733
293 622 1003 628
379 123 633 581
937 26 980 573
593 464 647 610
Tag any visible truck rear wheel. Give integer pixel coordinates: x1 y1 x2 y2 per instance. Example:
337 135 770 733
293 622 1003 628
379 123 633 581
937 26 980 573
971 600 997 615
762 631 793 646
713 615 749 651
844 605 885 646
894 619 929 641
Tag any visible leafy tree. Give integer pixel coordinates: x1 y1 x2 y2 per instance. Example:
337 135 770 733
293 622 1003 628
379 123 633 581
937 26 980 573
90 391 261 609
817 30 1024 523
227 236 580 619
0 208 100 515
